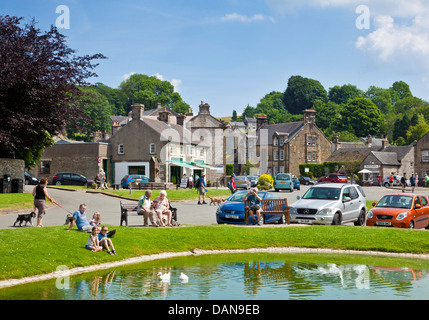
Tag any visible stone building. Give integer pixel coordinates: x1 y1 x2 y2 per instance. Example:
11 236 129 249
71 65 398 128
256 109 332 176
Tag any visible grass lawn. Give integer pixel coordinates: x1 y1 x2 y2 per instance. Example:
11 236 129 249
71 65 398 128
0 224 428 281
0 193 34 210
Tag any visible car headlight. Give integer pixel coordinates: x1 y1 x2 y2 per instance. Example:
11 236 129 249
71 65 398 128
367 210 374 219
397 212 408 220
289 207 297 214
317 208 332 215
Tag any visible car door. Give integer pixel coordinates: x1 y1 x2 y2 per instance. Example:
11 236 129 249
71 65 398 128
342 186 360 222
62 173 72 185
71 173 82 185
414 196 429 229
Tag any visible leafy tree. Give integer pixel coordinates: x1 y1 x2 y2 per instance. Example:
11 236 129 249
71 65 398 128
119 73 187 113
0 15 105 167
390 80 412 102
328 84 364 105
406 114 429 143
365 86 394 114
392 114 411 143
394 96 427 114
283 75 328 114
66 86 114 138
94 83 127 116
340 98 383 136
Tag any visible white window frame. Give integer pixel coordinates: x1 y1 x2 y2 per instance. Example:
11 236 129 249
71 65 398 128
422 150 429 162
279 150 284 161
118 144 124 155
273 150 279 161
150 143 156 154
273 137 278 146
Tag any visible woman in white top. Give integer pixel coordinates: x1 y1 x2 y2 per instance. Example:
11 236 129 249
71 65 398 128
153 190 172 227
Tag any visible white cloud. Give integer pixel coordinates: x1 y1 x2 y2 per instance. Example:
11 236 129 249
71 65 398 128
221 13 275 23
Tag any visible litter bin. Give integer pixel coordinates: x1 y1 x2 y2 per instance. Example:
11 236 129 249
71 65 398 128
0 178 9 193
12 179 23 193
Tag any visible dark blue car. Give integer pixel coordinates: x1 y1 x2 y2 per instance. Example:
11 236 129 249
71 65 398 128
216 190 284 225
292 177 300 190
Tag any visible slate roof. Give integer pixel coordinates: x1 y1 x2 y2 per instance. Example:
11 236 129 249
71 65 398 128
371 151 400 165
256 121 305 144
327 148 374 162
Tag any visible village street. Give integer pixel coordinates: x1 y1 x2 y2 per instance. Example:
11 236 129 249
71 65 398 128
0 185 425 230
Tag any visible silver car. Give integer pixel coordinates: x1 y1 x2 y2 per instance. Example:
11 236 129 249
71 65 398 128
234 176 251 189
289 183 367 226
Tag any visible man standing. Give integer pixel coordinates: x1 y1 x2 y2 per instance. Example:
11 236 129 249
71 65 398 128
197 173 207 205
138 190 158 227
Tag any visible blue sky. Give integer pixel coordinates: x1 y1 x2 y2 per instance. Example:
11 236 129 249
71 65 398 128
3 0 429 117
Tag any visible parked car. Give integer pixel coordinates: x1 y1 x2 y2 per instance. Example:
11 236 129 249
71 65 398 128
382 175 410 187
121 174 150 189
24 172 39 185
292 176 300 190
299 176 316 185
52 172 94 186
367 193 429 229
216 190 284 225
234 176 251 189
247 176 259 187
289 183 367 226
274 173 293 192
317 173 348 184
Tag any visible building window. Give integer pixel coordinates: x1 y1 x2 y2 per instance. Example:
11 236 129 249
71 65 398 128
180 145 184 155
200 148 204 157
273 150 278 161
422 151 429 162
279 166 285 173
273 167 278 175
40 161 51 174
313 152 317 162
169 144 176 154
308 152 312 162
273 137 278 146
279 150 284 161
279 138 284 146
150 143 156 154
118 144 124 155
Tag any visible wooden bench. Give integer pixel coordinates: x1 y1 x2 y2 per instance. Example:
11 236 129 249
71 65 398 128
120 200 178 226
244 198 290 225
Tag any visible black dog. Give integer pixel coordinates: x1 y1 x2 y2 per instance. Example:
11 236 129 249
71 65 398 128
64 214 74 225
13 212 36 227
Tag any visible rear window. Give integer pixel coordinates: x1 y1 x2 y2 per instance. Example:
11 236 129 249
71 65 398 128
276 174 290 181
227 191 265 201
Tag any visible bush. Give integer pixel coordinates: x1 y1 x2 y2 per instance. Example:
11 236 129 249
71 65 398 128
226 164 234 176
258 174 274 190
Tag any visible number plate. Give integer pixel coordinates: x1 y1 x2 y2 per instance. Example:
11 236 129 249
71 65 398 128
376 221 391 226
298 219 313 224
225 214 239 219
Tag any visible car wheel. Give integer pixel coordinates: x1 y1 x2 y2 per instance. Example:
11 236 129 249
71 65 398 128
332 212 341 225
354 209 366 226
290 188 293 193
83 182 88 187
409 221 415 229
275 189 279 192
277 215 285 224
384 182 389 187
56 181 62 185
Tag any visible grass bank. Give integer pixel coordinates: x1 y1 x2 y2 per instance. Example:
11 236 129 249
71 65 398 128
0 194 33 210
0 225 428 281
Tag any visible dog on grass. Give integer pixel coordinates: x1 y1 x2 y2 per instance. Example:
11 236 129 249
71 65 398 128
207 196 226 206
13 212 36 227
64 214 74 225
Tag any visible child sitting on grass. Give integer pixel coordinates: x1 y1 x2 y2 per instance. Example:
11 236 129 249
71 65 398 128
85 227 103 252
89 212 101 227
98 225 117 255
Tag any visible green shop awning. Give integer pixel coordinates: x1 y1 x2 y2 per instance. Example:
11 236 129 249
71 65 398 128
167 160 201 170
191 161 218 170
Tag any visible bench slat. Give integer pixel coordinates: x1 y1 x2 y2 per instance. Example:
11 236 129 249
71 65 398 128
244 198 290 225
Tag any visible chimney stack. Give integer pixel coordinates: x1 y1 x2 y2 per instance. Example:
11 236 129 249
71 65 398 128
131 104 144 121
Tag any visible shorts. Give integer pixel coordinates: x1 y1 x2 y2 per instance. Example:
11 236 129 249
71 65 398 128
85 245 94 250
199 187 206 196
249 204 260 212
34 199 46 218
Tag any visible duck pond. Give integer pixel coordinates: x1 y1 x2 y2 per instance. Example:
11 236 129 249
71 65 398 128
1 252 428 300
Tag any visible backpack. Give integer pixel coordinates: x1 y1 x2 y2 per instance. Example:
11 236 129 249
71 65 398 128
227 181 231 189
195 178 201 189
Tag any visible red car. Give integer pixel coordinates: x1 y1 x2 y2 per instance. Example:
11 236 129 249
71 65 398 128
367 193 429 229
317 173 348 184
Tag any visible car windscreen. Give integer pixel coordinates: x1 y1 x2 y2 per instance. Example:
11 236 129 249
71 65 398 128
302 187 341 200
276 174 290 181
247 176 258 180
376 195 413 209
227 191 265 202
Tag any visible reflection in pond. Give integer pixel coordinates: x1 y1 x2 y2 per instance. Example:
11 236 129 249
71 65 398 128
0 253 428 300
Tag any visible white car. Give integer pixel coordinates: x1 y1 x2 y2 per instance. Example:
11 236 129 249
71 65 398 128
290 183 367 226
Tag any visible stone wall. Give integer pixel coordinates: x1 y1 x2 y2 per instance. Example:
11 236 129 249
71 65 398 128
0 158 25 193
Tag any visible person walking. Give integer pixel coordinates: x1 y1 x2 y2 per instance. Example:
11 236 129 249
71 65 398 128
196 174 207 205
32 178 55 227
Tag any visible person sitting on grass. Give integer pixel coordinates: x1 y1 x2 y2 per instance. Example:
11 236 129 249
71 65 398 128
98 225 117 255
85 226 103 252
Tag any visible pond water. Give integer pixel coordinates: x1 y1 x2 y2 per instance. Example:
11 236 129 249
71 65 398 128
1 253 428 300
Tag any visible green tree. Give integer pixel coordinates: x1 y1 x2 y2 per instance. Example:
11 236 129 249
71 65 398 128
365 86 394 114
328 84 364 105
390 80 412 102
392 114 411 143
283 75 328 114
119 73 187 113
340 98 384 136
406 114 429 143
